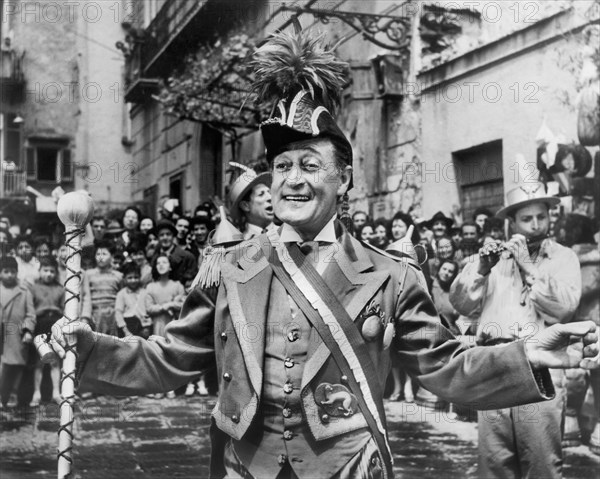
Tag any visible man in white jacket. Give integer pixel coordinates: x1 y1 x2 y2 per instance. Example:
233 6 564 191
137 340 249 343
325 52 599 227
450 181 581 479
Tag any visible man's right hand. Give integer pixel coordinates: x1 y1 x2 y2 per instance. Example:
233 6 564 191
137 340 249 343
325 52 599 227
477 242 503 275
48 317 97 364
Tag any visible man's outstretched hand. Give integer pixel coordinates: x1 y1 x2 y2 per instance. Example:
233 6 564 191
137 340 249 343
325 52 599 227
525 321 599 370
44 317 97 364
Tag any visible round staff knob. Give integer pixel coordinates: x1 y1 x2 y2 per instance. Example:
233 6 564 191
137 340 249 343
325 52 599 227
34 334 56 364
57 191 95 228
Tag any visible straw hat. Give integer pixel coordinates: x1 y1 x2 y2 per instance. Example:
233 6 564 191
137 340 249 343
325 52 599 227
496 182 560 219
228 162 272 220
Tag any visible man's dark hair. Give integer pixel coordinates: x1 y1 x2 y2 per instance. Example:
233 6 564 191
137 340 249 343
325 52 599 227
121 261 141 277
94 239 116 256
483 217 504 234
91 216 107 225
15 235 34 247
191 216 214 231
352 210 369 220
461 221 481 235
472 207 493 220
122 206 143 225
39 255 59 270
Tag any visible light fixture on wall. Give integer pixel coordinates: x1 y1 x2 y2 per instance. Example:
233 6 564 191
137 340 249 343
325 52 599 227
13 114 24 124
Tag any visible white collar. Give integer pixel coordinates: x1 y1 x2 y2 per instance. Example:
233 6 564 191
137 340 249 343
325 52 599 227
244 222 264 239
280 215 337 243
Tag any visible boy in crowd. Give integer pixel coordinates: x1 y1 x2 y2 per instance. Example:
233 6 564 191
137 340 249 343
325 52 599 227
115 262 150 339
30 256 64 406
15 235 39 287
83 240 123 336
0 257 35 408
152 220 197 288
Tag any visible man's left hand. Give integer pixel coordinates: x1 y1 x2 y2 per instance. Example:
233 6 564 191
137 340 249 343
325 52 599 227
525 321 599 369
504 234 534 273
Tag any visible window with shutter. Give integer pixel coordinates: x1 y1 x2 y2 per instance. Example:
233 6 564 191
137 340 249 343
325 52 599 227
26 147 36 179
452 140 504 221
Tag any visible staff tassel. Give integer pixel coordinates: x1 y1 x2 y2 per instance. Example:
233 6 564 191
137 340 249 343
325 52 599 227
35 191 95 478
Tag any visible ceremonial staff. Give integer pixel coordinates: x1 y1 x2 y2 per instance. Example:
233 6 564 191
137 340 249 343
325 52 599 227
35 191 95 478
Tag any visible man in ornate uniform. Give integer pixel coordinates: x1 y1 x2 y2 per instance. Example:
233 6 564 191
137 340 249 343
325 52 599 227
48 31 598 479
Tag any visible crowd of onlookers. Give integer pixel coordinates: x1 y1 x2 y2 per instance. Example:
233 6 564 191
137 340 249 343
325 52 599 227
0 198 598 447
0 201 219 408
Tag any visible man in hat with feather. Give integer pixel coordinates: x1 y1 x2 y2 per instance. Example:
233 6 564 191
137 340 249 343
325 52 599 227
450 181 582 479
46 31 599 479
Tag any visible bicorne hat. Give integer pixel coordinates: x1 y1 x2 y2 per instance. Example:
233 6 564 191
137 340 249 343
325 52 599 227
251 30 353 187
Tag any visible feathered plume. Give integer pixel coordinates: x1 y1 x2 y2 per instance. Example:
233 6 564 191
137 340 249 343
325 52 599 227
250 30 349 114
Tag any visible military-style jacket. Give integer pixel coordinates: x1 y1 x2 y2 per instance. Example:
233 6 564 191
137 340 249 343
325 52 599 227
79 228 554 477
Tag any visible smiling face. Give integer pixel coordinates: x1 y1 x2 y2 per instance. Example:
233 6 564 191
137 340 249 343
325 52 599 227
360 225 374 242
271 140 352 240
436 237 454 259
432 220 447 237
391 219 408 240
155 255 171 276
240 184 273 229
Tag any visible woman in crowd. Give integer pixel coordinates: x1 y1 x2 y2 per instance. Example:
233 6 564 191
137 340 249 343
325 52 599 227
430 259 460 335
144 254 185 399
356 222 375 243
429 236 457 277
139 217 155 235
371 218 391 250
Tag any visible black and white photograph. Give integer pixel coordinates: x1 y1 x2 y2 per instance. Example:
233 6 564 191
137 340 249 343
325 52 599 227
1 1 599 478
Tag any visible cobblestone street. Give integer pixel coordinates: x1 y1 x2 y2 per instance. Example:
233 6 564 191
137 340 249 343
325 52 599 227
1 396 598 478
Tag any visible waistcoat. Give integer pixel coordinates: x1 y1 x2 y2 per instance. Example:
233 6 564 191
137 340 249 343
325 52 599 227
231 275 370 478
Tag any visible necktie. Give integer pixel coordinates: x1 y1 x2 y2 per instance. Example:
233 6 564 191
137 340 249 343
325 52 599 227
298 241 319 266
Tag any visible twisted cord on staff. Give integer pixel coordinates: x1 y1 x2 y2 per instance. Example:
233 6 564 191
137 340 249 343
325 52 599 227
32 191 94 479
56 226 85 470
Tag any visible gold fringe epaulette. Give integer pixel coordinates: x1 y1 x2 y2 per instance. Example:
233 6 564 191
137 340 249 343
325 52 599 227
191 244 236 290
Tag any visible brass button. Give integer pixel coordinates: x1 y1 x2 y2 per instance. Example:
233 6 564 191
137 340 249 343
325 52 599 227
223 372 232 382
321 413 330 423
277 454 287 465
283 430 293 440
220 332 228 340
341 375 348 384
284 357 295 368
231 414 239 423
287 329 300 342
282 407 292 418
283 382 293 394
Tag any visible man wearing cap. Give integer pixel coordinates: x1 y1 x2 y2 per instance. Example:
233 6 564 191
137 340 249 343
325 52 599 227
450 181 582 479
228 162 274 239
152 219 197 289
46 32 598 479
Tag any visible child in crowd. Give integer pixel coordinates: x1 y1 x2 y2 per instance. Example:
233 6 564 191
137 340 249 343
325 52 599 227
115 262 150 339
145 254 184 399
0 257 36 408
29 256 64 406
127 241 152 286
15 235 39 287
84 240 123 336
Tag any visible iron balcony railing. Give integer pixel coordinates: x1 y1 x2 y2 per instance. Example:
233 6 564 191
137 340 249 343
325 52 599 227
0 170 27 198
